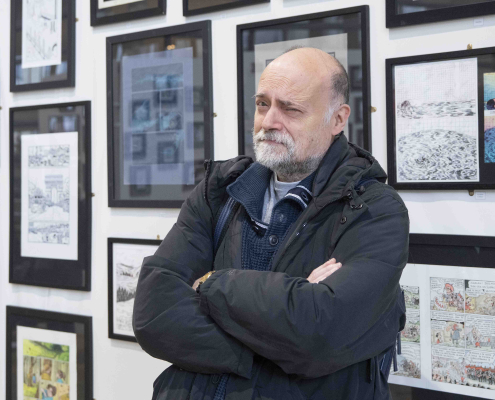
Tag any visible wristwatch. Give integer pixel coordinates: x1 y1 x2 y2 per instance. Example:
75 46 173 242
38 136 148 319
196 271 215 293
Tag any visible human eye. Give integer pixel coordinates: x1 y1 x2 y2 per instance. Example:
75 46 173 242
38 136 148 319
256 100 268 108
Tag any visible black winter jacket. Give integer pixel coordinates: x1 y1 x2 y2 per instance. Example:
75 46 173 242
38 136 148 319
133 134 410 400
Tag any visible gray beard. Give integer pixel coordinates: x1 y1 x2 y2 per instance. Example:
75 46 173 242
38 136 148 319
253 128 326 182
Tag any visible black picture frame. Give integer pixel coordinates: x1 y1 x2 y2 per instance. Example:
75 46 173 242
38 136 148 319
183 0 269 16
237 6 372 158
390 233 495 400
108 238 161 342
386 0 495 28
386 47 495 191
10 102 92 291
10 0 75 92
107 21 214 208
91 0 166 26
6 306 93 400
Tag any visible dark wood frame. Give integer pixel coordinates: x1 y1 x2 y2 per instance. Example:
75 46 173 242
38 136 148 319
10 0 76 92
236 6 372 156
108 237 161 342
183 0 269 16
91 0 166 26
386 47 495 191
9 102 92 291
6 306 93 400
106 21 214 208
390 233 495 400
386 0 495 28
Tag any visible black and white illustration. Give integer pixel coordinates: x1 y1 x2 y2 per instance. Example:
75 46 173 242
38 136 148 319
112 242 159 337
21 132 78 260
394 58 479 182
122 48 195 187
22 0 62 69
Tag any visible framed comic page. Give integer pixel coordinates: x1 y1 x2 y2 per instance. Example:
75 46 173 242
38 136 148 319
10 102 92 290
91 0 166 26
386 47 495 190
237 6 371 158
107 21 213 208
108 237 161 342
389 234 495 400
183 0 269 16
10 0 75 92
386 0 495 28
6 306 93 400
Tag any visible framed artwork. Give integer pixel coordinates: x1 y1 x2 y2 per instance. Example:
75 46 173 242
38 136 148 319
386 0 495 28
10 0 75 92
237 6 371 157
389 234 495 400
107 21 213 208
91 0 166 26
183 0 269 16
108 238 161 342
10 102 92 290
386 47 495 190
6 306 93 400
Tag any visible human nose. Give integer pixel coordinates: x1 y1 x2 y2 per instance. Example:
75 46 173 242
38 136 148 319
261 106 284 132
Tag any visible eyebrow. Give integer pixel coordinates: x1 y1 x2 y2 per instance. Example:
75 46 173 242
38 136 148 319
253 93 298 107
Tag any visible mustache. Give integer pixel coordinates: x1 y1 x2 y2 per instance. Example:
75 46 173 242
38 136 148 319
253 129 294 147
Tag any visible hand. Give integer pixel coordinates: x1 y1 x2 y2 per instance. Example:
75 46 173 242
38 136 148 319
192 278 201 291
307 258 342 284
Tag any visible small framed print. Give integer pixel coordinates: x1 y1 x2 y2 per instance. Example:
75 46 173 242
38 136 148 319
183 0 269 16
107 21 213 208
10 0 75 92
10 102 92 290
237 6 372 158
6 306 93 400
386 47 495 190
91 0 166 26
386 0 495 28
108 238 161 342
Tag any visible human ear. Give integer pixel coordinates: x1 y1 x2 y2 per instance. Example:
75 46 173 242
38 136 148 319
331 104 351 136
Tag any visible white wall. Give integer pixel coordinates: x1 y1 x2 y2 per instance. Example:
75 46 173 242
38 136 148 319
0 0 494 399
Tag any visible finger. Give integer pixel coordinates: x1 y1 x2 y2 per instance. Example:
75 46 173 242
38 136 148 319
311 262 342 280
309 258 337 278
313 263 342 283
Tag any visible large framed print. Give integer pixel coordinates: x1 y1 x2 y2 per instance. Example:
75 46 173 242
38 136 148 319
107 21 213 208
91 0 166 27
10 0 75 92
6 306 93 400
237 6 371 158
108 238 160 342
386 0 495 28
10 102 92 290
183 0 269 16
386 47 495 190
389 234 495 400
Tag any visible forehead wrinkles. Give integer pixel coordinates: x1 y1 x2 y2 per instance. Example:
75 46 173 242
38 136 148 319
258 73 313 104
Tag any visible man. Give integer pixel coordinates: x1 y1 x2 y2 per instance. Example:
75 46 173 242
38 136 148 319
133 47 409 400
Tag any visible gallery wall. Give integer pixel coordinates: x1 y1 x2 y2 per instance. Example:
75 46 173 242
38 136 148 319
0 0 494 399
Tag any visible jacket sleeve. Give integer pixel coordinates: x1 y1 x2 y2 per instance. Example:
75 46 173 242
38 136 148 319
197 190 409 378
132 181 254 378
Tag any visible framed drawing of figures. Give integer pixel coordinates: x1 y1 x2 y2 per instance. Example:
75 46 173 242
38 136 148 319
386 47 495 190
91 0 166 26
6 306 93 400
237 6 371 158
386 0 495 28
10 0 75 92
10 102 92 290
108 238 161 342
389 234 495 400
107 21 213 208
183 0 269 16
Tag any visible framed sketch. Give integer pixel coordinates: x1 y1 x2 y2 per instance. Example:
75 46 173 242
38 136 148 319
183 0 269 16
10 102 92 290
91 0 166 26
107 21 213 208
108 238 161 341
10 0 75 92
237 6 371 158
386 0 495 28
389 234 495 400
386 47 495 190
6 306 93 400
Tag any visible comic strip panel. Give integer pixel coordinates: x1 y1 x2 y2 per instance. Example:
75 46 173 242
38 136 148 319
465 315 495 352
402 285 420 309
465 280 495 316
431 277 465 312
391 342 421 379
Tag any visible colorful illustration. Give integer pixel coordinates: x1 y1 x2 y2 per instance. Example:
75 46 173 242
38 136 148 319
465 315 495 352
466 280 495 316
431 278 465 312
402 285 420 309
402 309 420 343
391 343 421 379
431 316 465 348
